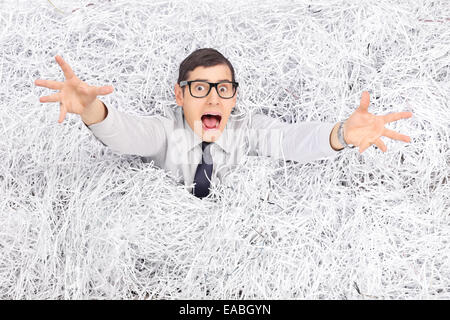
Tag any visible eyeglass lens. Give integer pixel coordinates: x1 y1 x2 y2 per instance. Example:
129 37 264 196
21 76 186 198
191 82 235 98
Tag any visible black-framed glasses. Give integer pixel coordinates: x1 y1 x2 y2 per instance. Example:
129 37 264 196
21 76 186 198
179 80 239 99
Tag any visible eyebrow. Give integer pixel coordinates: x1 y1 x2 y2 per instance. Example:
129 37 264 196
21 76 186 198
192 79 232 82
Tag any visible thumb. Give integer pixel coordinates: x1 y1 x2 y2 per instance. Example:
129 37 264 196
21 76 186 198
358 91 370 112
95 85 114 96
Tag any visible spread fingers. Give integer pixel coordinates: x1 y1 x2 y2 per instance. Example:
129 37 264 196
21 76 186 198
358 139 371 154
55 55 75 80
383 128 411 143
35 79 63 90
374 138 387 152
383 111 413 124
58 104 67 123
39 93 61 103
96 85 114 96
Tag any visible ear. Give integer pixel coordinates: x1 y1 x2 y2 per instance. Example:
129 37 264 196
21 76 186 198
231 87 238 105
175 83 184 106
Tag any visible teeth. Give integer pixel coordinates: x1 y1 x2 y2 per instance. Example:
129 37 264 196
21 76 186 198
203 113 221 117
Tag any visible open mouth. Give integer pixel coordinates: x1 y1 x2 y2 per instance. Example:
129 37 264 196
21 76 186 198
201 113 222 130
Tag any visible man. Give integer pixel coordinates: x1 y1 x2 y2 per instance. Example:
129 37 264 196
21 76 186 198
35 48 412 198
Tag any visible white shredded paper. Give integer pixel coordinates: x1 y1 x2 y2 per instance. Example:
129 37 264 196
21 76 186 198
0 0 449 299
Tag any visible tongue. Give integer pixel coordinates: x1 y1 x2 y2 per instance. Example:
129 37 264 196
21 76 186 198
203 116 218 128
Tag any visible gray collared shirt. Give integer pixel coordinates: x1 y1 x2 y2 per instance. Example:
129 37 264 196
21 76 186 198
86 104 340 193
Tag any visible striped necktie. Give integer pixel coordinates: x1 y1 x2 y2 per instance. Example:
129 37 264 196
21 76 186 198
193 141 213 199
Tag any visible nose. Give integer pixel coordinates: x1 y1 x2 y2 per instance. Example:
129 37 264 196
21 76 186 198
206 86 221 105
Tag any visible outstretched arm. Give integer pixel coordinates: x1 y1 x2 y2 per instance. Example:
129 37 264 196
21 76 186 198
35 55 113 125
330 91 412 153
36 55 168 158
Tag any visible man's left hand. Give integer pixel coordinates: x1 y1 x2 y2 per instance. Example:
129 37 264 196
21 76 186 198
344 91 413 154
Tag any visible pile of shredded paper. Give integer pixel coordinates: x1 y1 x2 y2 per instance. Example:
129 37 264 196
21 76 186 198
0 0 448 299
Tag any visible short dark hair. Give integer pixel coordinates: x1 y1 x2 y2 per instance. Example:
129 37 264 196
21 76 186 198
177 48 236 85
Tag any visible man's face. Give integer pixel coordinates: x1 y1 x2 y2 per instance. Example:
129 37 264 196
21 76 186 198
175 64 237 142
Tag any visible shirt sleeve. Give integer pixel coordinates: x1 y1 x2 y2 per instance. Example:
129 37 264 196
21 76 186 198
247 112 340 164
84 103 169 158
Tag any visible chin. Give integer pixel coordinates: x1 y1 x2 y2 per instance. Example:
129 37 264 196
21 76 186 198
202 128 223 142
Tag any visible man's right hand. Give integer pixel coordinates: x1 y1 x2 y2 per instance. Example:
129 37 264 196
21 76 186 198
35 55 114 124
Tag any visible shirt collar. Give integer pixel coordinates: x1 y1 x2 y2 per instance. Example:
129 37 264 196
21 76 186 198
183 114 231 154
